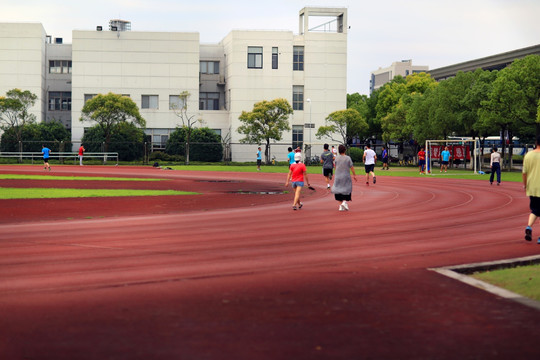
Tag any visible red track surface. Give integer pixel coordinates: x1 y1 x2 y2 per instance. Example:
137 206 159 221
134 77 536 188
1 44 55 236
1 165 539 359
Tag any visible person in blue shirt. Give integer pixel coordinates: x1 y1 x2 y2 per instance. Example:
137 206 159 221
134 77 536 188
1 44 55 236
440 146 451 173
42 145 51 171
287 147 295 168
256 147 262 171
381 146 389 170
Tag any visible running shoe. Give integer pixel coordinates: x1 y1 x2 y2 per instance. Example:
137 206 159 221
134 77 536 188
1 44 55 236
525 226 532 241
299 202 303 209
366 181 369 186
339 204 345 211
292 206 297 211
373 176 376 184
342 202 349 211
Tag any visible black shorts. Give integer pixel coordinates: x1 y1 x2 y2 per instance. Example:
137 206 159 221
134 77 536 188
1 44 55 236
43 157 49 163
441 161 449 165
323 168 333 177
257 159 261 166
365 164 375 173
382 157 388 164
334 193 351 201
530 196 540 217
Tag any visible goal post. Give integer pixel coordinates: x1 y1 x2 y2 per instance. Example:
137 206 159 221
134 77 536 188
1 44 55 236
425 139 481 174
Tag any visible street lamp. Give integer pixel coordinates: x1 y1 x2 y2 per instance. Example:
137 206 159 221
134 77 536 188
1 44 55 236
306 98 312 159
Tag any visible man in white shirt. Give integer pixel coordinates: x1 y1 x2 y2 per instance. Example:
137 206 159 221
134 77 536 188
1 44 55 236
363 144 377 185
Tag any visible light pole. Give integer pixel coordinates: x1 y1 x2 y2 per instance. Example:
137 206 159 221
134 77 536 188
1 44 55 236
307 98 312 160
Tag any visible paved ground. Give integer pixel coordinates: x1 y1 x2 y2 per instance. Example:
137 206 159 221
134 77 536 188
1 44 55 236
1 165 539 359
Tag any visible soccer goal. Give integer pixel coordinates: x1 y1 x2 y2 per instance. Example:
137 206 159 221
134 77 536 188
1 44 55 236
425 139 481 174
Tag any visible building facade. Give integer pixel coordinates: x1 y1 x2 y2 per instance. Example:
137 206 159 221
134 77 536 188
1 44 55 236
370 60 428 93
1 7 348 161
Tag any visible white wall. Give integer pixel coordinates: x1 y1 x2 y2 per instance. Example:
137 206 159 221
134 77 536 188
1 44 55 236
71 30 200 143
0 23 46 122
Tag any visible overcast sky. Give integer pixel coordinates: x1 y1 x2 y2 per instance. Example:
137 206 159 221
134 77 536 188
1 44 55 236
1 0 539 95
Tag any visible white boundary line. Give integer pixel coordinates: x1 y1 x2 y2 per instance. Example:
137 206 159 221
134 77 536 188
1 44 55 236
429 254 540 312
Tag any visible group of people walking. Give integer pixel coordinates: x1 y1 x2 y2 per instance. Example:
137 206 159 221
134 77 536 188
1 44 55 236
285 143 379 212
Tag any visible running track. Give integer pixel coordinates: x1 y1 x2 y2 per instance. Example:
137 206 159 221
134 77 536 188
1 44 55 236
1 165 539 359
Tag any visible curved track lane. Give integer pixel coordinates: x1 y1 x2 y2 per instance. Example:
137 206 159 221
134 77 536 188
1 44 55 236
1 165 539 359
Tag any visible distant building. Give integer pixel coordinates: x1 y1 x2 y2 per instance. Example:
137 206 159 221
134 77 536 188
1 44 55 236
0 7 348 161
370 60 428 93
428 44 540 81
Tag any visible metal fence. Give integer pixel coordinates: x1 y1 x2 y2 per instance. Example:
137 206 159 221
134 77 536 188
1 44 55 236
0 152 119 165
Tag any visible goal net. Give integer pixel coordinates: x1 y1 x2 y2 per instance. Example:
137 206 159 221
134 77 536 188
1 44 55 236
425 139 481 174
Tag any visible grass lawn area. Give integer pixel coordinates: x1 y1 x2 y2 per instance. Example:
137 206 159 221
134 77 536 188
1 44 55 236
0 188 198 199
471 264 540 301
169 163 524 182
0 174 162 181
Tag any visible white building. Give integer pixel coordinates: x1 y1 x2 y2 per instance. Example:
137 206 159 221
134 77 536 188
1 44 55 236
1 7 348 161
370 60 428 93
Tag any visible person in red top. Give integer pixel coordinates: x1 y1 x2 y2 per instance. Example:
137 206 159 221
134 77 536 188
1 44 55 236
285 152 310 210
78 144 85 166
418 147 426 174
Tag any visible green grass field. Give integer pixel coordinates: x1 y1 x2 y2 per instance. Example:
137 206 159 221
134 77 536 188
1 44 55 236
0 188 198 199
472 264 540 301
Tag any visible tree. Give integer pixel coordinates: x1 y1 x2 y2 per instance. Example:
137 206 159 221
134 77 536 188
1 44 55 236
237 98 293 164
170 91 200 165
0 89 38 150
81 122 145 161
80 93 145 152
480 55 540 169
0 121 70 152
316 108 367 146
165 127 223 162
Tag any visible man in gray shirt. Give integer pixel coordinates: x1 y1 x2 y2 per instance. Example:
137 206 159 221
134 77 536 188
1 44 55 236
320 143 335 189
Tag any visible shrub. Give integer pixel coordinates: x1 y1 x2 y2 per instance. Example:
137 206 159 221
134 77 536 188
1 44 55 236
348 147 364 163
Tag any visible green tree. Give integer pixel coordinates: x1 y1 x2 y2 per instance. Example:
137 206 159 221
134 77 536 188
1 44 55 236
0 89 38 150
165 127 223 162
81 122 145 161
480 55 540 169
0 121 70 152
316 108 367 145
80 93 145 152
237 98 293 164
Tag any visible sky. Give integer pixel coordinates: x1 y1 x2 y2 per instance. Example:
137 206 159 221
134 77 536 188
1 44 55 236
1 0 539 95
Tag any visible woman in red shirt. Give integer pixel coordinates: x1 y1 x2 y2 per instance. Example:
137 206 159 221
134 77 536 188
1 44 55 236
285 152 311 210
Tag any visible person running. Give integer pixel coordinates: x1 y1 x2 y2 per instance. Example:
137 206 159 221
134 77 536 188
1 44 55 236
490 147 501 186
42 145 51 171
256 147 262 171
381 146 389 170
78 144 86 166
363 144 377 185
287 147 295 168
332 145 337 158
522 134 540 243
332 144 357 211
418 147 426 174
320 143 335 189
285 152 310 210
440 146 451 173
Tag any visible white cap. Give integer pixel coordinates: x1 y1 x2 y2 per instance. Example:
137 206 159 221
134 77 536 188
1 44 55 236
294 152 302 161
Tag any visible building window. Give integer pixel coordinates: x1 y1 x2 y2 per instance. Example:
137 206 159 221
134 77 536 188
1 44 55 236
272 47 278 69
293 86 304 111
49 60 72 74
292 125 304 150
84 94 97 103
247 46 263 69
199 92 219 110
145 129 172 151
200 61 220 74
142 95 159 109
293 46 304 71
169 95 186 110
48 92 71 111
